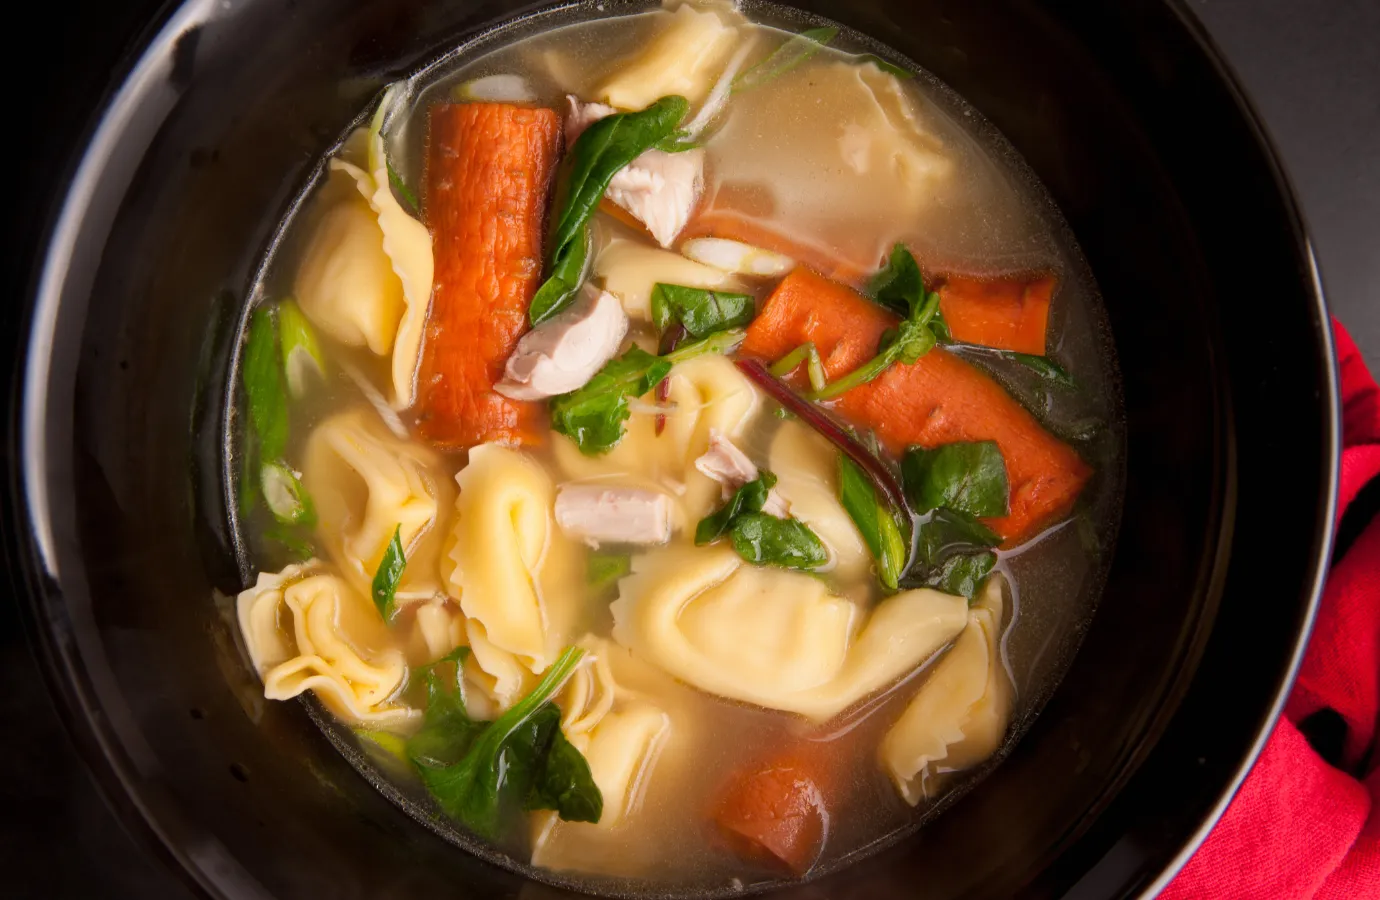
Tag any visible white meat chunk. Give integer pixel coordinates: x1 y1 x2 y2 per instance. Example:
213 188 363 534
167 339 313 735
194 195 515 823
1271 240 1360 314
554 485 673 547
565 95 705 249
694 431 791 517
495 285 629 401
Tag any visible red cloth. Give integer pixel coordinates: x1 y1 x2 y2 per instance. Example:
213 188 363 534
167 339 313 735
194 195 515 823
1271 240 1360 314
1162 321 1380 899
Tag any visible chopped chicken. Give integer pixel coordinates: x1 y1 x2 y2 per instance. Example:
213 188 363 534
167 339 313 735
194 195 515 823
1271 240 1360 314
555 485 673 547
495 285 628 401
694 431 791 517
565 95 705 248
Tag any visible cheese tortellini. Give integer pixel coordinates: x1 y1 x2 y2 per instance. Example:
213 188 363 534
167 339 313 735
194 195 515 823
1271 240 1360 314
445 444 586 709
611 546 968 720
595 237 744 321
597 4 742 111
302 408 454 605
880 576 1013 805
237 562 418 729
769 420 870 580
554 355 762 529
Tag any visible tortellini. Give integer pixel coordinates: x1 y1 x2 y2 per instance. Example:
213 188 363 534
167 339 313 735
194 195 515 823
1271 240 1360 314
598 4 741 111
302 408 454 605
611 546 968 720
237 562 418 729
768 420 870 580
595 238 744 321
880 576 1013 805
553 354 762 529
531 638 684 873
445 445 586 709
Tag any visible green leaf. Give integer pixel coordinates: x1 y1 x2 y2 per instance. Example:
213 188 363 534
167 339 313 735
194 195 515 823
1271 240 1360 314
811 285 940 401
926 551 997 601
278 299 326 399
664 328 746 363
735 27 838 93
526 722 603 824
415 646 591 838
242 307 288 460
1005 351 1074 385
901 441 1010 517
653 133 702 153
650 283 755 338
588 552 631 594
728 513 828 570
529 224 591 327
549 347 673 455
533 97 690 325
695 472 778 545
869 243 927 318
837 454 907 590
858 54 914 79
407 647 481 768
386 159 419 215
371 525 407 620
914 508 1001 570
260 461 317 526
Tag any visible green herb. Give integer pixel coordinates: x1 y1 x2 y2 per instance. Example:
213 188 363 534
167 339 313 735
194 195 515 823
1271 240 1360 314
550 347 673 455
263 525 314 560
650 283 754 338
664 328 746 363
921 551 997 601
858 54 914 79
277 300 326 399
812 246 941 400
652 133 702 153
770 342 827 393
526 724 603 823
735 27 838 93
415 647 599 838
260 461 316 527
588 553 632 594
837 454 907 590
242 307 288 460
695 472 778 545
407 647 481 768
371 525 407 620
943 341 1075 386
386 159 419 215
913 508 1001 576
728 513 828 570
901 441 1009 518
533 96 690 326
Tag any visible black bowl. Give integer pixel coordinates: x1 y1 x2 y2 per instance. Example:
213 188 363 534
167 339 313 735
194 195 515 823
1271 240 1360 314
6 0 1336 897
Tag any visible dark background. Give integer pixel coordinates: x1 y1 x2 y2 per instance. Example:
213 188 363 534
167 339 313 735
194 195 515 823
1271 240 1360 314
2 0 1376 897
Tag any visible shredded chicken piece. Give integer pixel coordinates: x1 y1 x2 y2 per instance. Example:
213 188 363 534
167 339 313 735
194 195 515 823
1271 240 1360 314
555 485 674 547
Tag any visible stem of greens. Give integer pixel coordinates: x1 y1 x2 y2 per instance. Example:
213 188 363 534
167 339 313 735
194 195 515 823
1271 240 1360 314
769 342 827 393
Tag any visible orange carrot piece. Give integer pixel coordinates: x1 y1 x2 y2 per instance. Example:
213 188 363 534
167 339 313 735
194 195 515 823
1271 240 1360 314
713 743 833 876
938 274 1054 356
413 103 561 449
597 196 655 240
742 269 1089 542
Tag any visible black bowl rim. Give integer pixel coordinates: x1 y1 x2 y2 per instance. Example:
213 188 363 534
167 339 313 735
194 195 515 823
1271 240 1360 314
5 0 1339 897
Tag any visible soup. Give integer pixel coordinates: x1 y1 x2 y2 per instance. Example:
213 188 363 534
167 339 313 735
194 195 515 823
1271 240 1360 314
230 1 1122 894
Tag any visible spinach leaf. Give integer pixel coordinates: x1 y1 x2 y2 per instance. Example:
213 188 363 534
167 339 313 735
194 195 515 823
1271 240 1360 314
695 472 778 545
735 27 837 93
837 454 907 590
371 525 407 620
914 508 1001 569
925 551 997 601
901 441 1009 518
415 647 592 839
728 513 828 570
407 647 481 768
588 552 631 594
533 96 690 325
650 283 754 338
242 306 288 460
550 347 673 455
526 722 603 824
870 242 929 318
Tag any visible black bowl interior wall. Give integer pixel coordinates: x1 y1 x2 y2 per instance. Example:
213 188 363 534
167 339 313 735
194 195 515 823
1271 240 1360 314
10 0 1334 898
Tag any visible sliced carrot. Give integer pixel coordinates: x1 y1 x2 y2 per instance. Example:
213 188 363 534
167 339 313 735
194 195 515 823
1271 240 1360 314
413 103 561 449
938 274 1054 356
713 741 833 876
742 269 1090 542
597 195 655 240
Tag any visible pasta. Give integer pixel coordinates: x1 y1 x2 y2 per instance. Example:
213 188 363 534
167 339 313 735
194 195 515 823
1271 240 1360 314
596 237 744 321
237 562 418 728
301 408 454 605
768 420 870 579
880 576 1013 805
598 4 741 111
445 444 586 709
611 546 968 720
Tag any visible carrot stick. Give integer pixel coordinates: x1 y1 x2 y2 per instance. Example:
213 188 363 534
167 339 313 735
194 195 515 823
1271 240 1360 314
713 741 834 876
742 269 1090 542
413 103 561 449
938 274 1054 356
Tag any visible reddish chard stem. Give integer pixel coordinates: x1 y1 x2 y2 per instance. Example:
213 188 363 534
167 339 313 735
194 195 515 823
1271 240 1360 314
734 359 909 514
655 324 687 436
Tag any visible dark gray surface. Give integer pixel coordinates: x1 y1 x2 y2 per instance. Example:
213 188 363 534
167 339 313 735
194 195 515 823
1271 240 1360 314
2 1 1376 897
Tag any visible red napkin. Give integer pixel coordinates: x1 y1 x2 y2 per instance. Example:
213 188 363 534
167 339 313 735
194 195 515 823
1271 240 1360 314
1162 321 1380 898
